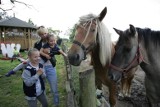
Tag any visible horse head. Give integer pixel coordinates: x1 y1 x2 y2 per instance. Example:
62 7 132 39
109 24 140 82
68 7 108 66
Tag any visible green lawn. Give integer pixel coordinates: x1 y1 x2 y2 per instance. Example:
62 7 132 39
0 51 67 107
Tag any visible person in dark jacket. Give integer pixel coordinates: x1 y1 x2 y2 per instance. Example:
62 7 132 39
5 26 48 77
22 48 48 107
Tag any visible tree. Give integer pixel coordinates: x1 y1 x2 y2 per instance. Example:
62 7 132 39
0 11 8 20
28 18 34 25
68 24 76 42
47 27 61 37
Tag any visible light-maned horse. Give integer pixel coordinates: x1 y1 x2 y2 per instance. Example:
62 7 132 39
109 24 160 107
68 7 137 107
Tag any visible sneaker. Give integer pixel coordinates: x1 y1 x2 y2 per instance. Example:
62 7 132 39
5 70 15 77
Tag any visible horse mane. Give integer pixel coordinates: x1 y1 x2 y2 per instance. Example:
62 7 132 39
136 27 160 47
79 14 112 66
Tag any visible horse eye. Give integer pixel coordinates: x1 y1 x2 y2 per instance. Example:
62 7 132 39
124 45 131 52
91 29 95 32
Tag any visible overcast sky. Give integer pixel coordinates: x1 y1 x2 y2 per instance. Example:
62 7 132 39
1 0 160 40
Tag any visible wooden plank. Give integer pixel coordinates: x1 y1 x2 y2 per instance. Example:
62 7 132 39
66 81 71 92
67 92 76 107
79 65 96 107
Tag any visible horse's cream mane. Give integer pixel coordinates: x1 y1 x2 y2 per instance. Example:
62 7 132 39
79 14 112 66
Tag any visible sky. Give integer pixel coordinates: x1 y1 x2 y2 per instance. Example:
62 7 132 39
1 0 160 40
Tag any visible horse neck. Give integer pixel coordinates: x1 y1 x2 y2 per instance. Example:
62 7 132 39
90 45 110 69
138 29 160 64
137 27 160 49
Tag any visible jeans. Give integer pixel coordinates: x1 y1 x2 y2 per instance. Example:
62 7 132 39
44 65 59 106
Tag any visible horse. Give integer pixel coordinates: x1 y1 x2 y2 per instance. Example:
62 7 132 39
108 24 160 106
67 7 137 107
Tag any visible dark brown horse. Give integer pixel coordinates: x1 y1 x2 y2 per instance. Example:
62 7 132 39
109 24 160 106
68 7 137 107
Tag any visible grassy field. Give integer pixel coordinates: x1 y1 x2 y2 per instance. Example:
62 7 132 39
0 51 67 107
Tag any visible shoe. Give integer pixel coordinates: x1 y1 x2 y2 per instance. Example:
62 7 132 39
5 70 15 77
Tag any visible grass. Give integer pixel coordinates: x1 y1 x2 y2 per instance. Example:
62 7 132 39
0 51 67 107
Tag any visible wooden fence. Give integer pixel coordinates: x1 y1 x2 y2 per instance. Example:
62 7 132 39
62 43 97 107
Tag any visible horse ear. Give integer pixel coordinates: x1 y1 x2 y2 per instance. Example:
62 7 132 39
98 7 107 21
129 24 136 35
113 28 123 36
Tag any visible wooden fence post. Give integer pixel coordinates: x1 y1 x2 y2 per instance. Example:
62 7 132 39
79 65 96 107
62 43 78 107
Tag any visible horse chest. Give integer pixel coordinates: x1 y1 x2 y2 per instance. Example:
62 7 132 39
140 62 160 76
145 76 160 103
140 63 160 102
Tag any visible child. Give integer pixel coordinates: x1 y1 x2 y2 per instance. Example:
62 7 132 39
40 34 67 67
11 46 21 62
40 34 67 106
22 48 48 107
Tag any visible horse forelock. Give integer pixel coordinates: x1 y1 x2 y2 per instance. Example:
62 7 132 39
78 13 112 66
78 13 98 44
79 13 98 23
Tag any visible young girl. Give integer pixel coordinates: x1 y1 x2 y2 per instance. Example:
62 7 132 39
40 34 67 106
22 48 48 107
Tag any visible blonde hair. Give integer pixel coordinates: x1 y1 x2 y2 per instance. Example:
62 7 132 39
47 34 57 41
28 48 39 56
37 26 48 35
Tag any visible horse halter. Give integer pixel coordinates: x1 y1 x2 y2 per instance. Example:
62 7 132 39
109 44 144 78
72 20 97 60
72 40 87 60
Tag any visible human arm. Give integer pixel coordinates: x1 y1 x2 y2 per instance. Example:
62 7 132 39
40 48 51 59
58 50 67 57
12 59 29 72
22 69 42 87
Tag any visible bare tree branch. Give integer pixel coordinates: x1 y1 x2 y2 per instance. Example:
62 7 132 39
0 6 15 12
10 0 33 8
0 0 38 13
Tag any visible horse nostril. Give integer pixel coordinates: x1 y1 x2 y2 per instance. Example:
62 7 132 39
75 54 79 60
68 54 80 61
108 74 114 81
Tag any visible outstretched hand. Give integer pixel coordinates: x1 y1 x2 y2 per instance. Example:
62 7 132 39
64 53 67 57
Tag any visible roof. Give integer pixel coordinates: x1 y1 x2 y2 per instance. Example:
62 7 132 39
0 17 37 29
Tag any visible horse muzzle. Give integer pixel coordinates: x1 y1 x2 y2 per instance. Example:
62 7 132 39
68 53 82 66
108 68 122 83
